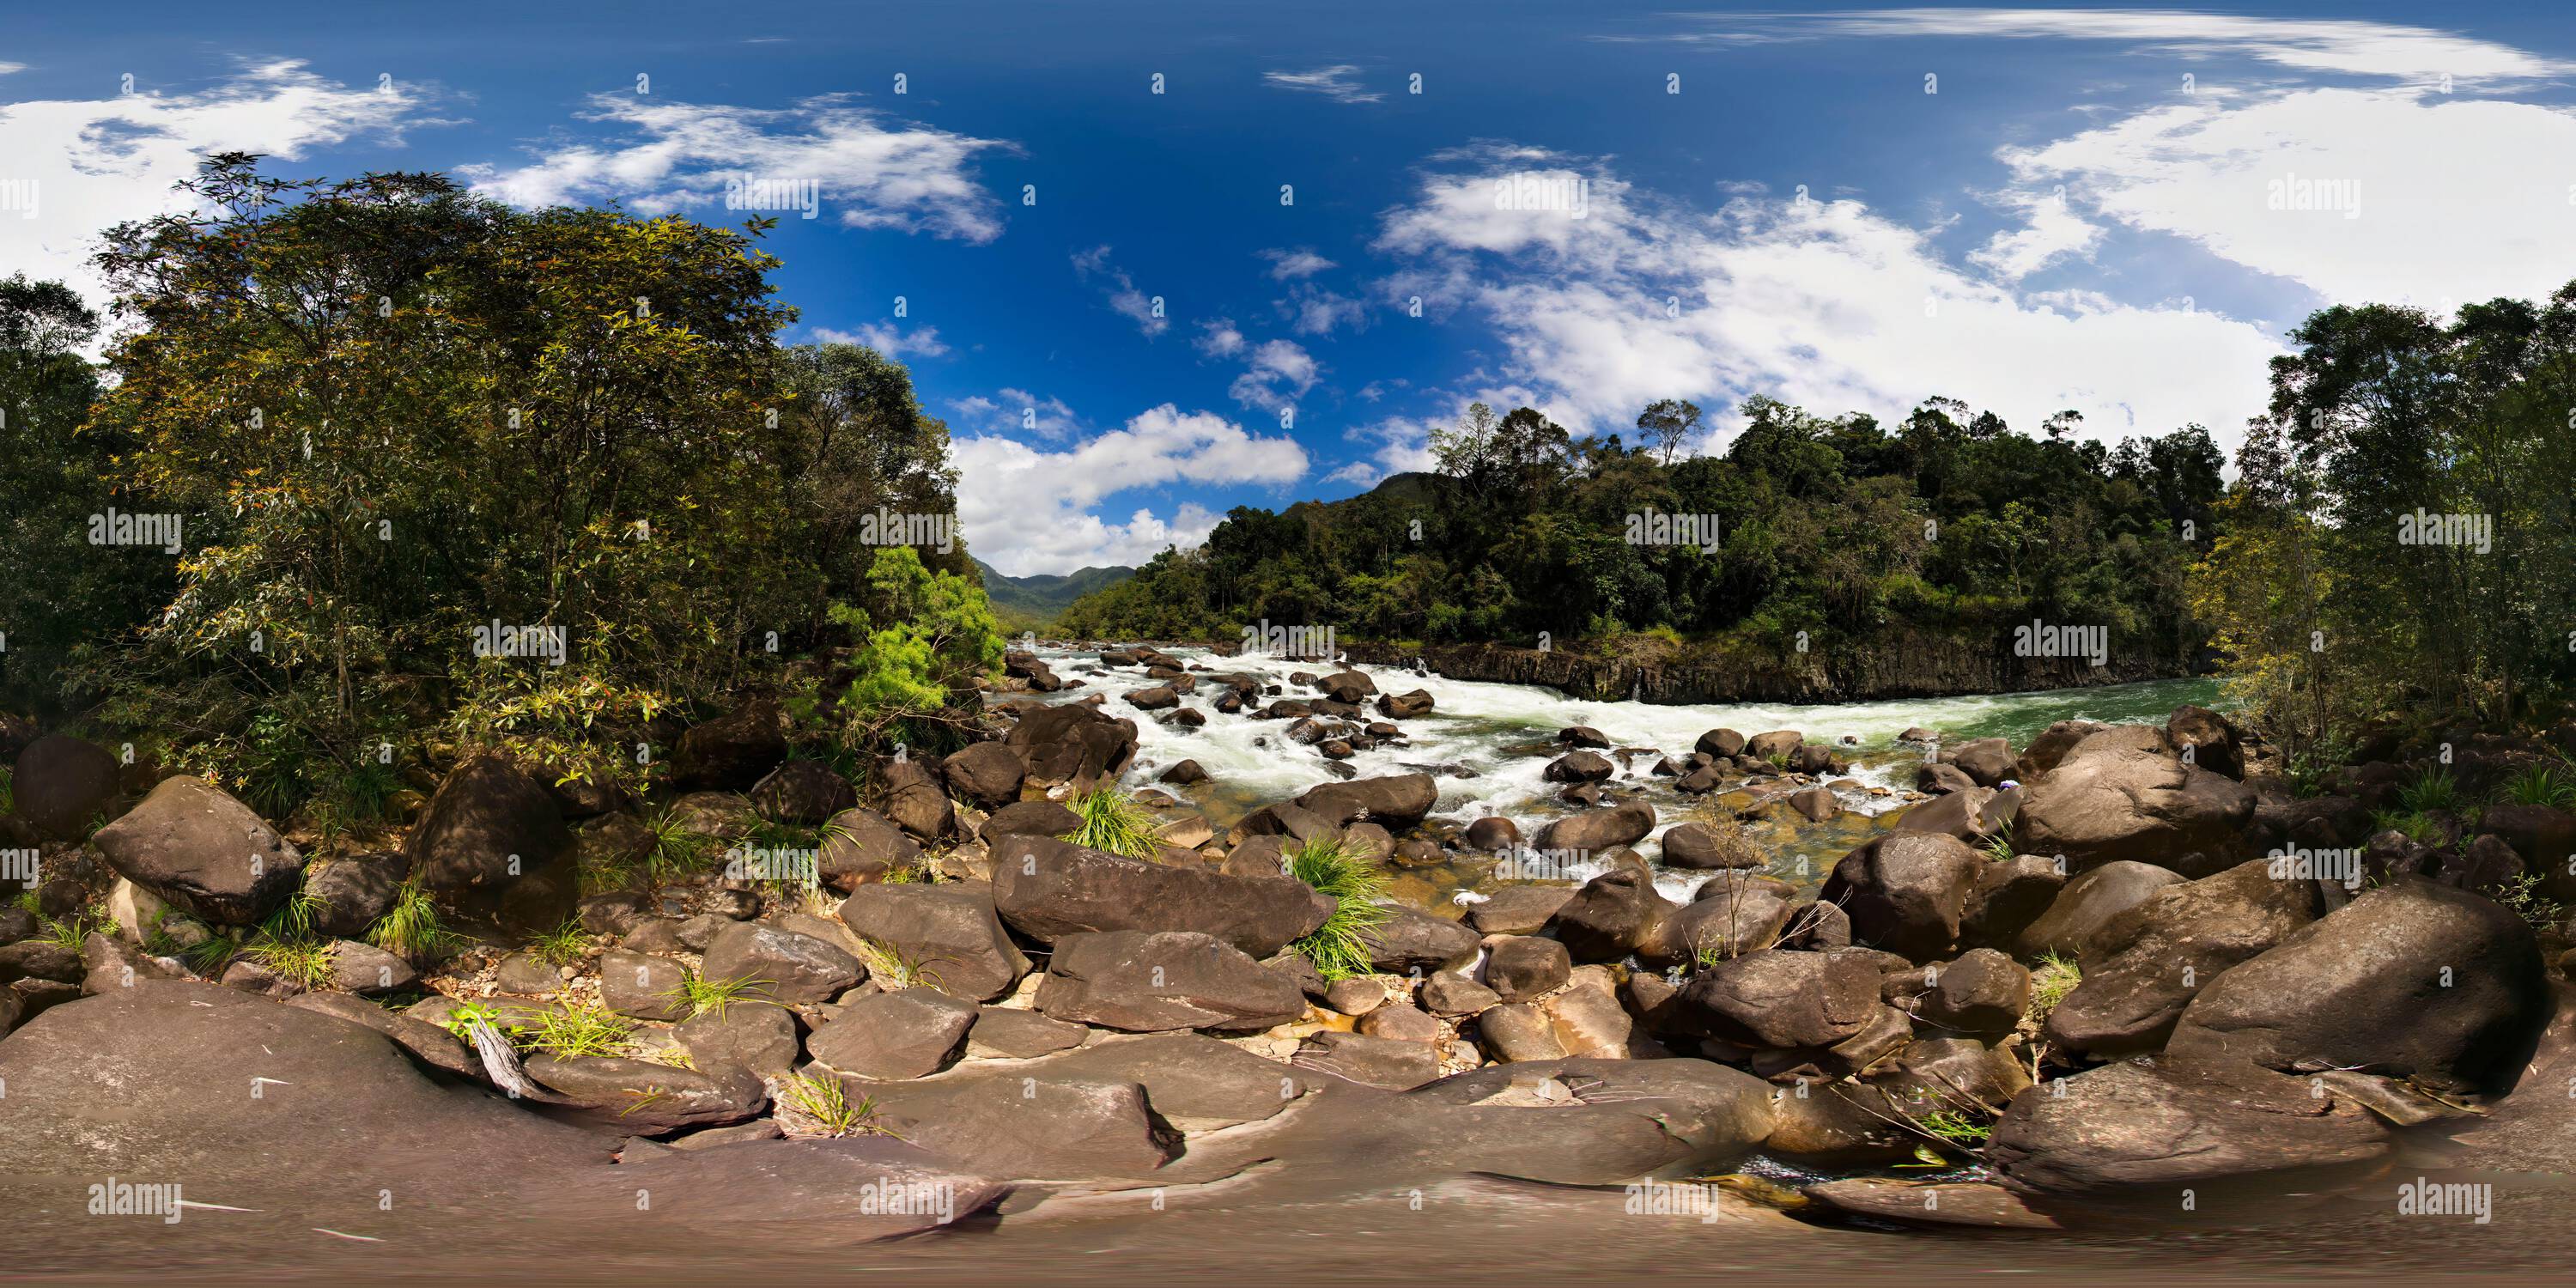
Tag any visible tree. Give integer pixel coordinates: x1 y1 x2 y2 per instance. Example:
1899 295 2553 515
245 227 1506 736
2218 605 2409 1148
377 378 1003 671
1637 398 1702 465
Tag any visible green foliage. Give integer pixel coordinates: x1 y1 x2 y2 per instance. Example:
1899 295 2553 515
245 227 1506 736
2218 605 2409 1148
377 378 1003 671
2399 768 2461 816
780 1070 890 1138
528 1000 635 1060
825 546 1006 742
0 765 13 816
39 904 112 951
261 880 324 942
641 805 720 884
1061 787 1163 860
529 920 593 968
2498 762 2576 811
2028 951 2081 1024
2369 808 2441 842
1917 1107 1991 1150
183 934 239 977
245 933 337 989
2497 872 2567 932
368 878 453 960
1981 833 2016 864
852 937 944 991
668 967 769 1018
1286 835 1391 981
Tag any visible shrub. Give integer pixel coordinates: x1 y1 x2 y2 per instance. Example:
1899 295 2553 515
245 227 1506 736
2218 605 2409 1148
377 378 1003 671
1062 787 1162 860
1285 835 1390 981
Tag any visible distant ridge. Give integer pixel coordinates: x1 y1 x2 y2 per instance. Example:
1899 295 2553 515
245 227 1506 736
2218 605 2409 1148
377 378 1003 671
974 558 1136 625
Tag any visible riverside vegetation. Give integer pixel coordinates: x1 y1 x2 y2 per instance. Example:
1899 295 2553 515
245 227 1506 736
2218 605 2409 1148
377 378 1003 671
3 158 2576 1256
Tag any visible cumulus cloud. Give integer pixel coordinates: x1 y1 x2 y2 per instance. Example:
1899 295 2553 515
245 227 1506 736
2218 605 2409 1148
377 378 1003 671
1194 318 1247 358
0 60 432 314
1274 283 1369 336
812 321 946 360
1371 148 2283 455
1227 338 1321 411
1325 415 1444 488
1966 188 2104 281
462 93 1009 242
953 404 1309 574
1263 65 1382 104
1072 244 1168 336
1261 246 1337 279
947 388 1078 439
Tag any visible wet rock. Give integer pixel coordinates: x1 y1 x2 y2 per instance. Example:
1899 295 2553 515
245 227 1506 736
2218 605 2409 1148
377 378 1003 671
1544 750 1614 784
92 775 305 926
1005 702 1139 784
1157 759 1208 786
2044 859 2318 1058
699 921 866 1005
1378 690 1435 719
1746 731 1802 762
808 987 979 1079
2165 704 2243 779
1037 929 1307 1032
1536 801 1656 857
1990 1054 2388 1194
1125 685 1179 711
1295 773 1440 829
836 881 1030 1002
990 834 1331 957
1786 786 1839 823
1361 906 1482 975
1915 762 1977 794
2167 878 2548 1092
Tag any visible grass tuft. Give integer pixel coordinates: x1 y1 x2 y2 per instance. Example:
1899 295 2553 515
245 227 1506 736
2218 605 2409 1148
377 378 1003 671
665 967 770 1018
780 1069 890 1138
528 919 594 968
1285 835 1390 981
368 878 455 960
1061 787 1162 860
2027 950 2081 1024
528 1000 636 1059
2398 767 2460 816
245 933 337 989
2497 762 2576 811
642 805 720 884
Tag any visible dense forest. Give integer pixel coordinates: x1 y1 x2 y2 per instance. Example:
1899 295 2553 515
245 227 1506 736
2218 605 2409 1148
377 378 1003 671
1058 394 2227 666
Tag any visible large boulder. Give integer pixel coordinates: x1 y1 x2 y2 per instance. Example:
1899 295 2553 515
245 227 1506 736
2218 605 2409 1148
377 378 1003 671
817 806 923 890
1672 949 1880 1048
835 881 1031 1002
1944 738 2015 788
1358 906 1481 974
2044 859 2319 1057
977 798 1083 843
2012 860 2182 957
1990 1054 2388 1194
1546 867 1677 963
1543 750 1614 784
1036 930 1307 1032
1005 702 1139 784
1535 802 1656 856
807 987 979 1079
526 1054 770 1133
989 834 1331 957
876 758 955 841
1819 831 1984 961
303 851 406 939
90 776 304 927
2164 705 2243 779
940 741 1028 810
2014 726 2256 873
2167 878 2549 1092
1696 729 1747 759
2015 720 2107 781
1295 774 1439 829
1319 671 1378 703
1746 731 1802 762
11 734 119 839
1915 949 2031 1038
1377 690 1435 719
671 695 787 792
860 1071 1181 1180
1658 821 1761 870
745 759 856 824
699 921 866 1005
1646 879 1795 967
403 755 574 893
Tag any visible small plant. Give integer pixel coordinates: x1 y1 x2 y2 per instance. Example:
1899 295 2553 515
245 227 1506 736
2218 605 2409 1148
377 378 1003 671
1917 1106 1991 1150
2398 767 2460 816
1285 835 1390 981
666 967 770 1018
529 920 594 968
2369 808 2440 843
642 805 720 884
1765 751 1792 771
439 999 508 1042
261 881 324 942
1981 833 2015 864
1061 787 1162 860
38 904 112 950
368 878 455 960
245 934 337 989
780 1069 889 1138
2496 872 2566 932
853 937 945 991
2497 762 2576 811
2027 951 2081 1024
184 934 240 976
528 1000 636 1059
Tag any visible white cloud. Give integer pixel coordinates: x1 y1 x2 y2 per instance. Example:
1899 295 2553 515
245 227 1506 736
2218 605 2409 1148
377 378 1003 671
812 322 946 360
1371 149 2284 456
1652 9 2574 84
947 388 1078 439
1227 338 1320 411
463 93 1008 242
1966 187 2104 281
1261 246 1337 279
1999 87 2576 309
1275 283 1369 336
0 63 27 76
1194 318 1247 358
1264 65 1382 105
1072 244 1168 337
0 60 431 315
1326 415 1443 488
954 404 1309 574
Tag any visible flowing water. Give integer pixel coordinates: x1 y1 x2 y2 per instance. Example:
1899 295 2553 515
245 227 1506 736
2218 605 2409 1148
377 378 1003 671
1033 646 2222 903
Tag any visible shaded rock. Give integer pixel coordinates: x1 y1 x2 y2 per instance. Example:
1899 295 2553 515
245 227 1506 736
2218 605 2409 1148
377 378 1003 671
2016 720 2108 781
325 940 417 994
2013 860 2182 958
1157 759 1208 787
1915 949 2030 1038
977 799 1081 844
747 759 856 824
12 734 118 839
1945 738 2014 787
1820 831 1984 961
1005 702 1139 784
877 758 955 841
1990 1054 2388 1195
1546 867 1677 963
1672 949 1880 1048
92 775 304 926
837 881 1030 1002
403 755 573 896
1485 935 1571 1001
1804 1178 2063 1230
1916 762 1977 795
2044 859 2319 1058
671 696 787 792
700 921 865 1005
304 851 405 939
2165 704 2243 779
598 947 691 1020
816 806 923 890
527 1054 769 1134
1959 854 2065 949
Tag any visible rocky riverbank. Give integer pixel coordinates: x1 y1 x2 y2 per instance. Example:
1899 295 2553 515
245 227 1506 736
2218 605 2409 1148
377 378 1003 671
3 651 2573 1262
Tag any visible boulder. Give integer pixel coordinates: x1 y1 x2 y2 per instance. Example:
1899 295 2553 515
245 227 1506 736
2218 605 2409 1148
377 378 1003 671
1535 802 1656 856
2015 726 2255 872
1959 854 2065 949
807 987 979 1079
598 947 692 1021
2167 878 2549 1092
1123 685 1179 711
1945 738 2014 787
674 1002 801 1078
1295 774 1439 829
835 881 1031 1002
1321 671 1379 703
1295 1030 1443 1090
1543 750 1614 783
746 759 856 824
977 799 1083 843
1695 729 1747 759
967 1005 1091 1059
11 734 118 838
860 1072 1180 1180
1647 880 1795 967
2013 860 2182 957
699 921 866 1005
2165 704 2243 779
1546 867 1677 963
1915 949 2030 1038
1990 1054 2389 1194
90 776 305 926
403 755 573 894
877 758 954 841
1485 935 1571 1001
1746 731 1802 762
989 834 1331 957
1820 831 1984 961
1915 762 1977 795
1359 906 1482 974
1377 690 1435 719
1420 969 1503 1016
527 1054 770 1134
2044 859 2319 1057
1659 821 1762 870
1467 885 1577 935
817 807 921 890
1005 702 1139 784
1360 1001 1445 1042
1036 930 1307 1032
1672 949 1881 1048
1157 759 1209 787
671 695 787 792
1465 815 1522 852
324 940 417 994
2016 720 2107 781
303 851 405 939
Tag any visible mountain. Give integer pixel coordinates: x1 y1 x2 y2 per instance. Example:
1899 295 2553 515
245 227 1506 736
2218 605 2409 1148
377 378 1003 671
974 558 1136 628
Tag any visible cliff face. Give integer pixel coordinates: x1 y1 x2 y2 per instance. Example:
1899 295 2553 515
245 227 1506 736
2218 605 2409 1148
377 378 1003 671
1334 630 2199 704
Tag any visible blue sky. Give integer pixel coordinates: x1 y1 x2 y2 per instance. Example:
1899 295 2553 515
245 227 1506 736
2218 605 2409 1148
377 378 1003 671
7 3 2576 573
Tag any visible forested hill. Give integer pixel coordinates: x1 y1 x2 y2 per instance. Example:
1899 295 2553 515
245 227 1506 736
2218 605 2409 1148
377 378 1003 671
1054 396 2226 666
975 559 1136 628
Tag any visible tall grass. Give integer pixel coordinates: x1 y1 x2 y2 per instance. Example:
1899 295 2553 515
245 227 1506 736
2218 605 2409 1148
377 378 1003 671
2399 767 2461 815
2498 762 2576 811
1286 835 1390 981
1061 787 1162 859
368 878 453 960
